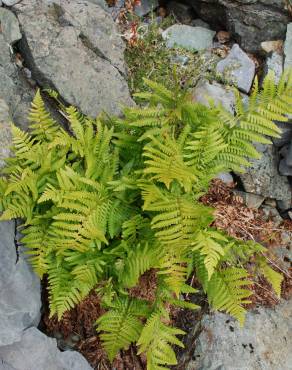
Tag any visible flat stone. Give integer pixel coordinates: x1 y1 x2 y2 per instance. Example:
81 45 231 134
279 157 292 176
216 172 234 184
192 80 236 113
0 327 93 370
0 8 21 45
15 0 133 118
233 190 265 209
237 143 291 203
0 221 41 346
134 0 158 16
216 44 255 93
190 18 210 29
284 23 292 69
162 25 215 51
0 99 11 169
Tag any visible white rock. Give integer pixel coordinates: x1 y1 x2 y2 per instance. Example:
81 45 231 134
284 23 292 69
2 0 21 5
0 327 93 370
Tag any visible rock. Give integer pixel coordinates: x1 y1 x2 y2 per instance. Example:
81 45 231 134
186 300 292 370
134 0 158 16
0 8 22 45
263 52 283 85
190 18 210 29
15 0 133 118
186 0 290 53
277 198 292 211
261 40 283 54
233 190 265 209
85 0 109 11
0 221 41 346
0 99 11 169
238 143 291 204
0 327 93 370
162 25 215 51
284 23 292 69
285 142 292 167
216 44 255 93
2 0 21 5
166 1 195 24
216 172 233 184
279 157 292 177
192 80 235 113
272 121 292 147
262 205 283 226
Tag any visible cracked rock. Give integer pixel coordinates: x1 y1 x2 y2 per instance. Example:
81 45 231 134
15 0 133 118
0 8 22 44
0 327 93 370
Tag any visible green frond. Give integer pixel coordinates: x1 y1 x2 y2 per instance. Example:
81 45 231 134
137 311 185 370
257 257 283 297
97 297 147 361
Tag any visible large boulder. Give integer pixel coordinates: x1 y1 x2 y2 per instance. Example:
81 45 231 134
186 0 290 53
186 300 292 370
0 327 93 370
14 0 133 118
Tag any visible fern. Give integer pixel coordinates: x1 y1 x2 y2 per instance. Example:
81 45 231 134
1 70 291 368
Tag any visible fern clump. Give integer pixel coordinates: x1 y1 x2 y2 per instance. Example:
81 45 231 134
1 70 291 369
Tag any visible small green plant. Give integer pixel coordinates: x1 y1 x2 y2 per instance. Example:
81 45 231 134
125 17 217 94
1 69 291 369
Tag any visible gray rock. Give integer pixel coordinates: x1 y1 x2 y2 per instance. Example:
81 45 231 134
216 44 255 93
186 0 290 53
0 327 93 370
262 205 283 226
216 172 233 184
263 52 283 84
0 99 11 169
134 0 158 16
192 80 236 113
0 8 21 45
0 221 41 346
284 23 292 69
85 0 108 11
162 25 215 51
186 300 292 370
238 143 291 204
15 0 133 118
272 121 292 147
166 1 195 24
279 157 292 176
2 0 21 5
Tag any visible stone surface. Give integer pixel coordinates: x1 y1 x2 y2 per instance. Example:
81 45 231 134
162 25 215 51
186 0 290 53
238 143 291 204
192 80 236 113
2 0 21 5
216 44 255 93
262 205 284 226
190 18 210 29
284 23 292 69
216 172 233 184
0 8 22 44
263 52 283 84
272 121 292 147
279 157 292 176
186 300 292 370
0 220 41 346
134 0 158 16
0 327 93 370
15 0 133 118
0 99 11 169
